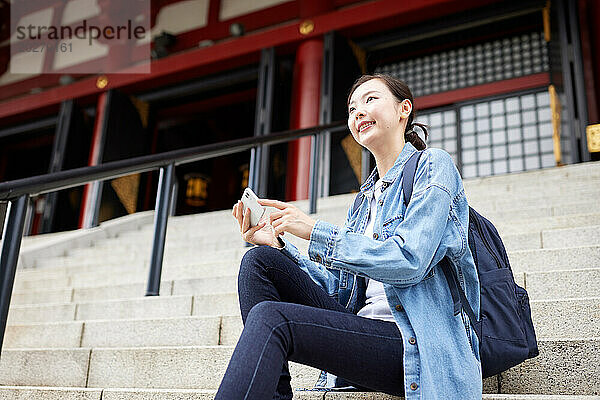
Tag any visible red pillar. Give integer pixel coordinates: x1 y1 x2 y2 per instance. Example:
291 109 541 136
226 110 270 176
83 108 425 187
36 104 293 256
285 39 323 201
285 0 332 201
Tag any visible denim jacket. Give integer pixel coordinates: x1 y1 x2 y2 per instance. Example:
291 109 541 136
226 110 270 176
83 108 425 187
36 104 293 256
280 142 482 400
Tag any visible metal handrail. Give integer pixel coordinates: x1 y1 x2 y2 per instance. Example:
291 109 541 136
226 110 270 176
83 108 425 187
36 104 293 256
0 121 346 200
0 120 347 355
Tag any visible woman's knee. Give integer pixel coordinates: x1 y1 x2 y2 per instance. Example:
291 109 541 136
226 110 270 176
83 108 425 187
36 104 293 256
239 245 288 278
246 300 287 327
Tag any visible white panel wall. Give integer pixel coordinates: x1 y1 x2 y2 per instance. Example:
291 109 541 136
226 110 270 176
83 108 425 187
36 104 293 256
151 0 210 37
61 0 101 25
219 0 293 21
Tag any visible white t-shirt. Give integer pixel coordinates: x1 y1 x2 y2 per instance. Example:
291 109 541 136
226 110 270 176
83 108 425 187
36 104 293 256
356 178 395 322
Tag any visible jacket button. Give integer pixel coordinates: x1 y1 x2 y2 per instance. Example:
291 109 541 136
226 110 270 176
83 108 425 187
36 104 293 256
409 337 417 345
315 255 322 263
410 383 418 391
395 304 403 312
373 233 379 240
378 199 384 206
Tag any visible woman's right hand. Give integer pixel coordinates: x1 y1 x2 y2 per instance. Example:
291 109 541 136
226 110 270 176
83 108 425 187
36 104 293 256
232 201 282 248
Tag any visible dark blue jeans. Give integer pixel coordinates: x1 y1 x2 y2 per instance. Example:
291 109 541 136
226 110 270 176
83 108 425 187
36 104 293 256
214 246 405 400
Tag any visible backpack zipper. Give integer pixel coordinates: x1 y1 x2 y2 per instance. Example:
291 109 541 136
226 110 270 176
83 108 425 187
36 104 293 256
470 208 502 269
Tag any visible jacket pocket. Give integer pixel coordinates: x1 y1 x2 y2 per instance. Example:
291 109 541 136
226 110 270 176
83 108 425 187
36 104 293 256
382 214 403 239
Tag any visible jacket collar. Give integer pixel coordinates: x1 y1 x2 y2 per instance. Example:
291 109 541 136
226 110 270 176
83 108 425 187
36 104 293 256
359 142 418 195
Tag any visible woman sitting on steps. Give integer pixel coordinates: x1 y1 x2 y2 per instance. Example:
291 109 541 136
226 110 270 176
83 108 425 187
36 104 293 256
216 74 482 400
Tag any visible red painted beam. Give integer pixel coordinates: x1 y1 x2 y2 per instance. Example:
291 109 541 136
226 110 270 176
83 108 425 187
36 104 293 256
415 73 550 110
0 0 503 122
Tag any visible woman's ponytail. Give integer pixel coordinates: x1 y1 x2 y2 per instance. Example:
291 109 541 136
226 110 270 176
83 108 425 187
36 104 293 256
404 122 428 151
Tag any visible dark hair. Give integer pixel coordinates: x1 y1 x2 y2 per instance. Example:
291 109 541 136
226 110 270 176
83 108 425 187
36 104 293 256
347 74 428 150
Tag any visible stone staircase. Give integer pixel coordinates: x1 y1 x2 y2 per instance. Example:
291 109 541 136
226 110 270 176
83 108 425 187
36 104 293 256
1 161 600 399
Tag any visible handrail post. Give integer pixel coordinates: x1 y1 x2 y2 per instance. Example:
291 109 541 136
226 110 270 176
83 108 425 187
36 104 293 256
0 195 29 355
146 163 175 296
309 132 320 215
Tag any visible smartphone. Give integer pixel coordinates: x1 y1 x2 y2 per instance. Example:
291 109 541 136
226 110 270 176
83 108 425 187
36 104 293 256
241 187 266 227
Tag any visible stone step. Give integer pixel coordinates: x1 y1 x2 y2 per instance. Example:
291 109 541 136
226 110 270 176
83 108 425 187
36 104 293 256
509 245 600 274
464 175 600 192
8 295 195 324
6 296 595 349
12 275 71 292
27 243 596 286
52 217 600 266
14 262 240 293
0 386 103 399
102 388 316 399
19 205 597 279
7 303 77 324
530 298 600 339
15 252 244 283
72 189 596 243
4 316 222 349
0 347 502 393
460 161 600 183
0 339 597 393
220 298 600 346
542 226 600 249
12 274 238 307
500 338 600 395
318 395 600 400
76 295 193 321
82 275 228 300
9 260 598 311
0 387 598 400
465 187 600 204
7 292 238 325
29 235 598 280
311 181 600 212
11 282 171 306
18 203 600 276
501 226 600 251
314 201 599 231
495 213 600 236
468 194 600 214
4 321 83 349
10 288 73 306
31 246 246 270
11 244 599 304
0 348 91 387
174 190 600 231
85 346 319 390
525 268 600 300
193 293 240 316
321 394 600 399
480 201 598 221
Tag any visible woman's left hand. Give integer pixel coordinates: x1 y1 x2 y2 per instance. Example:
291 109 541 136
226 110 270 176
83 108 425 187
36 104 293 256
258 199 316 241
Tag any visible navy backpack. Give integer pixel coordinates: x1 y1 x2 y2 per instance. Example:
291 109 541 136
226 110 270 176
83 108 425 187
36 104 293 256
351 151 539 378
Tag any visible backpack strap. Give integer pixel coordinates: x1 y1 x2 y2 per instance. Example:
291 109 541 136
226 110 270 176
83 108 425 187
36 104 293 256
402 151 423 207
351 191 363 216
441 257 481 341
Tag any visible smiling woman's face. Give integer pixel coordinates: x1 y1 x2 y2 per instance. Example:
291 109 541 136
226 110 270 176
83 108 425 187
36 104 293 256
347 78 412 152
